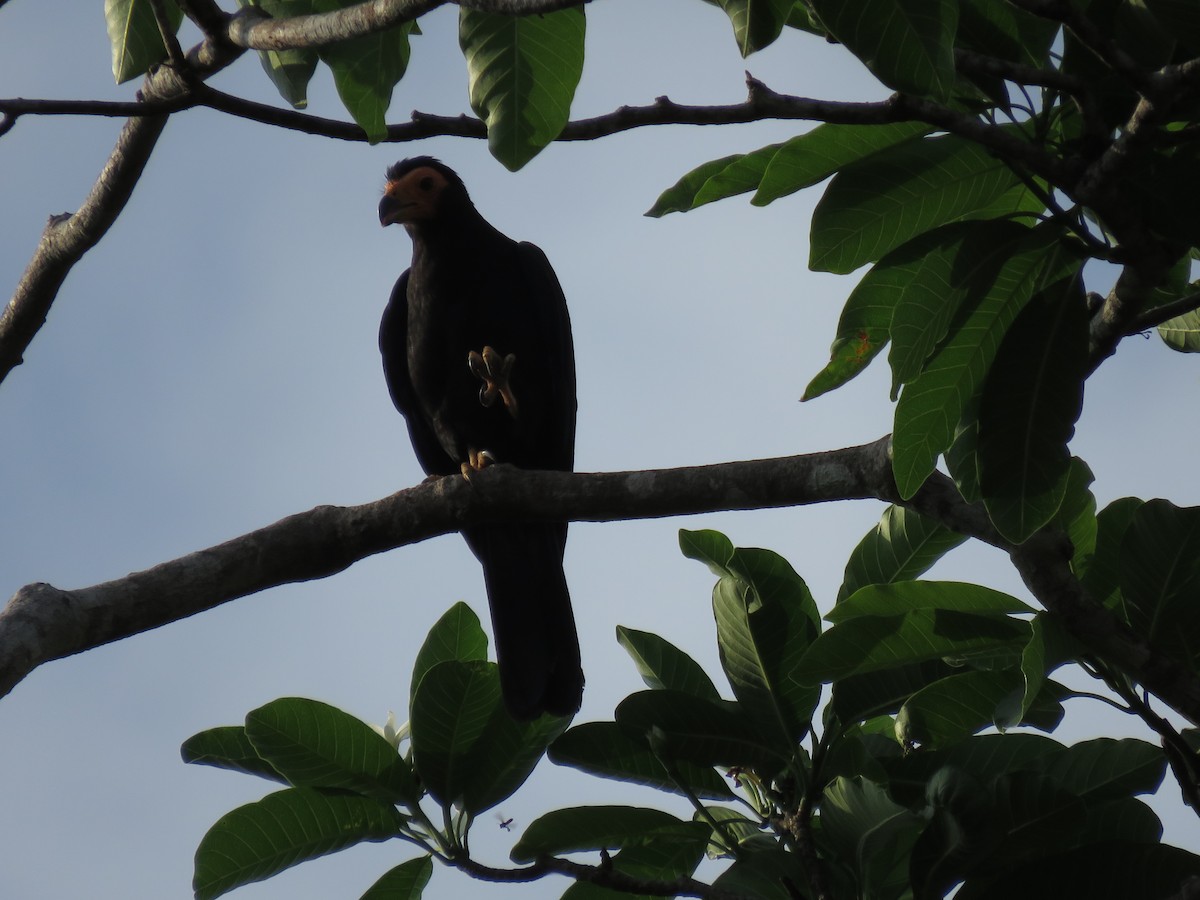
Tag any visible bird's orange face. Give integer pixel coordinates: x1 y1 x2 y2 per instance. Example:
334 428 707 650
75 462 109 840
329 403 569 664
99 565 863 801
378 166 451 227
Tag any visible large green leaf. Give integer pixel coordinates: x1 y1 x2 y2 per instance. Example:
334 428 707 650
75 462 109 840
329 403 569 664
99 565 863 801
104 0 183 83
237 0 318 109
682 530 821 753
459 7 585 170
713 0 794 56
803 276 894 400
1119 499 1200 663
320 19 414 144
410 658 562 813
181 725 287 785
810 134 1037 274
616 626 722 700
892 226 1080 498
193 788 405 900
822 776 923 898
1080 497 1144 611
807 0 959 100
1158 307 1200 352
359 857 433 900
645 144 785 217
755 121 931 207
838 506 968 602
560 826 710 900
1033 738 1167 804
712 846 811 900
956 0 1058 68
411 601 489 709
977 276 1089 543
615 690 786 771
245 697 417 802
831 659 960 725
954 841 1200 899
511 806 692 863
798 609 1030 683
828 581 1032 623
548 721 735 799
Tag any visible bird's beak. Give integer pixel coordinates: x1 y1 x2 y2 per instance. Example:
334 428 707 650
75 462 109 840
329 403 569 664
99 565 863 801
379 192 406 227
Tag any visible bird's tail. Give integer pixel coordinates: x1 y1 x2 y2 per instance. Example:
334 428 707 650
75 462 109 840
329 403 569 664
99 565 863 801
463 523 583 720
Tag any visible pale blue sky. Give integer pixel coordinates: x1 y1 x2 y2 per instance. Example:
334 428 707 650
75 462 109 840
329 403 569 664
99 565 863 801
2 2 1198 898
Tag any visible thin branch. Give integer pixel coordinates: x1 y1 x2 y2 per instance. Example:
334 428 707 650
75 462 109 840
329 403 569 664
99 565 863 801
1127 289 1200 334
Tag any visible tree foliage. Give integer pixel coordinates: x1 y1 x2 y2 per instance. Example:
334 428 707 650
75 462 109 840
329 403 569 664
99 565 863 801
6 0 1200 897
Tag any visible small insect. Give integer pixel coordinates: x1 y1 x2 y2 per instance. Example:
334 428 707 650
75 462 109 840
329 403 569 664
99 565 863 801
496 813 514 832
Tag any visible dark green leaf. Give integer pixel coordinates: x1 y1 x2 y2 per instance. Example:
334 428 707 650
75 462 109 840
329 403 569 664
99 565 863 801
1145 0 1200 51
1072 797 1162 846
832 659 960 725
237 0 318 108
838 505 967 603
193 788 404 900
1080 497 1144 610
911 767 999 899
892 226 1080 498
616 626 722 700
560 825 710 900
459 7 585 170
896 670 1061 750
955 841 1200 900
1119 500 1200 663
713 0 793 56
615 690 785 771
807 0 959 100
511 806 691 863
244 697 417 802
712 846 810 900
359 856 433 900
181 725 287 785
829 581 1032 623
320 19 413 144
810 134 1038 275
957 0 1058 68
978 277 1089 542
549 721 735 800
457 701 568 815
1056 458 1098 573
411 601 488 709
646 150 779 217
104 0 183 83
798 609 1029 683
822 776 923 898
1033 737 1167 804
754 121 930 207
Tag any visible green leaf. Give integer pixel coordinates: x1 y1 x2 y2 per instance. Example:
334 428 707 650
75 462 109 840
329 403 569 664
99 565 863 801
511 806 691 863
320 19 414 144
646 144 785 217
892 225 1081 498
1145 0 1200 51
1056 458 1098 573
615 690 786 771
549 722 735 800
822 776 923 897
978 277 1089 543
359 857 433 900
713 846 811 900
807 0 959 100
560 825 710 900
237 0 318 109
104 0 182 83
410 658 563 813
832 659 959 724
244 697 417 802
411 601 489 709
996 613 1075 731
459 7 585 170
910 767 998 898
957 0 1058 68
181 725 287 785
954 841 1200 900
1034 737 1167 804
810 134 1037 274
193 788 404 900
1158 307 1200 352
828 581 1032 623
802 281 893 400
754 121 931 207
838 505 968 602
1119 500 1200 663
1080 497 1144 611
797 609 1029 683
713 0 794 56
616 626 722 700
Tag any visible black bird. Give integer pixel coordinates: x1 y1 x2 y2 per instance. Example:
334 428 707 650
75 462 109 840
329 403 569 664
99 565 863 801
377 157 583 719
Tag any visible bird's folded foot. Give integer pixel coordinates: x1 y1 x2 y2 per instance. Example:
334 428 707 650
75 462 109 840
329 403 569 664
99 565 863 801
468 346 519 419
460 447 497 480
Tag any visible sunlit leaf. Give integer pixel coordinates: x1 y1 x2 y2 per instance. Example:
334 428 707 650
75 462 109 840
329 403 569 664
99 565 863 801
181 725 287 785
838 505 967 602
617 626 722 700
104 0 182 83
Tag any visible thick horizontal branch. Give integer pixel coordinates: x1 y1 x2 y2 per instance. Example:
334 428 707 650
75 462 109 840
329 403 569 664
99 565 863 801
0 441 892 701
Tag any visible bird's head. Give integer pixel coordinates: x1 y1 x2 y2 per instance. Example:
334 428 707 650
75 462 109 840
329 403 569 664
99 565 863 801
379 157 471 228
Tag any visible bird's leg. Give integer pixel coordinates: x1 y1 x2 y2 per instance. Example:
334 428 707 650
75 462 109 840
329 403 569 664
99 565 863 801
467 346 519 419
460 447 497 480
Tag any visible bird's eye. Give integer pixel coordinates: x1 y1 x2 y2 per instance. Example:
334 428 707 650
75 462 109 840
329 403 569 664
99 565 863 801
419 176 435 191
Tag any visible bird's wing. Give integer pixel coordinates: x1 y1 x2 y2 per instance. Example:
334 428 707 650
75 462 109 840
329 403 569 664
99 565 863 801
517 241 577 473
379 270 455 476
